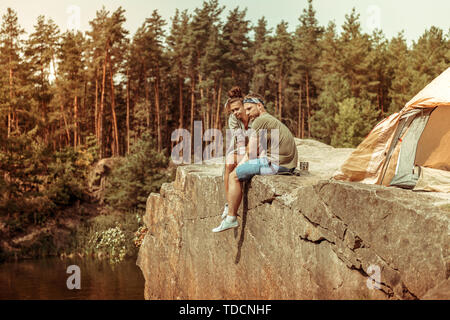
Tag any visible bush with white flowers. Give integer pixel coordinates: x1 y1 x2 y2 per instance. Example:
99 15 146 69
90 225 127 263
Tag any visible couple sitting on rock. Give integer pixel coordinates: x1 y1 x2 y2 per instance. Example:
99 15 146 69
212 87 298 233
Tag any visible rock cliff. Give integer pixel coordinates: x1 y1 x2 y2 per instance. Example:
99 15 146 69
137 139 450 299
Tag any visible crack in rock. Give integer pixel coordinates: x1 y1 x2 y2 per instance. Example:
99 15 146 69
299 235 334 245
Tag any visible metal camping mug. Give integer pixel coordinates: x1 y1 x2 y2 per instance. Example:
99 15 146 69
299 161 309 172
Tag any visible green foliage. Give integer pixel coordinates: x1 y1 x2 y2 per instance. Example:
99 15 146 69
250 17 273 102
0 129 97 227
221 6 251 89
68 210 144 264
292 0 323 91
332 98 380 148
0 130 53 221
45 146 92 207
104 133 173 211
311 73 351 145
85 133 100 163
386 32 415 114
0 2 448 235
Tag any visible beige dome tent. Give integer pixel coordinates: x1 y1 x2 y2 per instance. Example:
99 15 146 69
334 67 450 192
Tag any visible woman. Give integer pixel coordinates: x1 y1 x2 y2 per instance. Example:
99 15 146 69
221 86 251 220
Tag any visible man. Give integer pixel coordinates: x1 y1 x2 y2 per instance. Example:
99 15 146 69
212 93 298 232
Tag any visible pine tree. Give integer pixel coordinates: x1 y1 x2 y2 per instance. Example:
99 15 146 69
410 26 448 93
332 97 380 148
0 8 25 138
338 8 372 98
107 7 129 156
200 26 226 130
25 15 60 144
250 17 271 99
311 21 347 144
446 28 450 63
167 9 190 130
104 132 171 211
292 0 323 137
86 7 128 157
265 21 293 119
366 29 389 114
87 7 110 158
221 7 251 89
386 32 414 114
187 0 224 135
56 31 86 149
311 73 351 145
133 10 166 152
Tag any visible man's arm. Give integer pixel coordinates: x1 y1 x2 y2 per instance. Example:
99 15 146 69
236 133 258 167
247 134 259 160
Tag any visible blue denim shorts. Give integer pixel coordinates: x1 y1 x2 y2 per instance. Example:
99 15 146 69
235 157 293 182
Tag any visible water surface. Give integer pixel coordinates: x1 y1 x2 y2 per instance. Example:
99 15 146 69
0 257 145 300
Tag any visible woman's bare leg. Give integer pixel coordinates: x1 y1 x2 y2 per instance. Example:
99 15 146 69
227 170 242 217
225 153 237 199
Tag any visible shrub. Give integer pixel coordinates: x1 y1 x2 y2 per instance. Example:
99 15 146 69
331 98 380 148
104 132 174 211
0 130 97 228
68 210 144 264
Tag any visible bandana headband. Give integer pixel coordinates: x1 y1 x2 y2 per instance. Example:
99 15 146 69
243 98 264 106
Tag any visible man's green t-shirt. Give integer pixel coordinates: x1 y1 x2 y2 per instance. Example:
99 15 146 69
250 112 298 169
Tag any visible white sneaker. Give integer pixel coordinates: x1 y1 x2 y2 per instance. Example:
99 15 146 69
212 218 239 233
221 204 229 220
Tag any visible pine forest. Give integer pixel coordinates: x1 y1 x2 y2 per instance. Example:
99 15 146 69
0 0 449 239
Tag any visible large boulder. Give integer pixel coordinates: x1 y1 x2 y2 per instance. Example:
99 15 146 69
88 157 121 203
137 139 449 299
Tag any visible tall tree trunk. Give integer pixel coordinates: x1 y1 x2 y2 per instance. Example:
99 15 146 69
126 69 130 155
214 79 222 130
74 95 78 148
301 107 305 139
145 78 150 128
82 80 87 146
108 54 119 156
94 68 99 142
278 72 283 119
274 89 278 118
178 74 183 129
52 123 57 151
190 76 195 138
198 74 205 127
211 82 217 130
379 86 384 114
306 72 311 138
40 64 48 144
61 104 71 145
99 47 109 158
205 87 210 130
154 66 162 153
164 83 169 154
8 59 13 138
59 119 62 150
298 85 302 138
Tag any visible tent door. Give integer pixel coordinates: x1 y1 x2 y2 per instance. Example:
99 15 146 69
389 109 433 189
379 110 418 185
